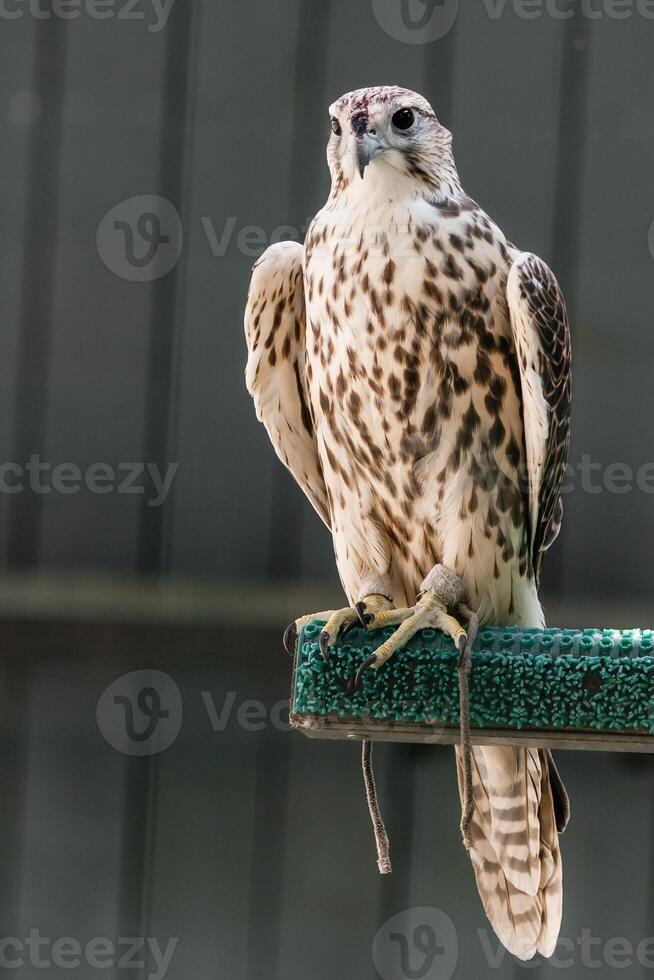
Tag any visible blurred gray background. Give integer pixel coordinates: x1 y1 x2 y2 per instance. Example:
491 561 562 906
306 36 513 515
1 0 654 978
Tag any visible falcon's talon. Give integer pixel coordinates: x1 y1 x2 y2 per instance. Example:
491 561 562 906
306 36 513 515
282 607 359 662
356 593 394 631
282 621 297 657
296 606 362 661
352 588 469 671
351 653 379 691
355 601 369 629
319 631 331 661
340 618 360 639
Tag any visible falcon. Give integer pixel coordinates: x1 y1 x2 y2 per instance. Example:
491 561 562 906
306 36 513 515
244 85 572 959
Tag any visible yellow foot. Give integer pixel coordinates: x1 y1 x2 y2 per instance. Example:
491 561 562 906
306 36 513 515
282 593 393 659
353 589 467 689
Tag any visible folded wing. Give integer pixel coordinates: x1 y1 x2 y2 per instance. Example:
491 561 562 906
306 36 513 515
506 252 572 580
245 241 330 528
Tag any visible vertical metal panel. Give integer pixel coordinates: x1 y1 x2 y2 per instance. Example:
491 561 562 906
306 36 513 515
138 628 266 980
407 745 490 978
421 11 459 129
367 744 419 980
116 753 160 974
9 629 127 962
540 14 592 598
562 15 654 601
243 710 291 980
8 13 68 568
538 753 653 980
38 15 168 571
276 735 391 980
0 15 37 562
0 651 32 934
447 7 566 253
139 0 196 574
168 0 303 580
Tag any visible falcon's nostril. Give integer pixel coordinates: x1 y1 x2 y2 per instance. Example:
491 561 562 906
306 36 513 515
351 112 368 137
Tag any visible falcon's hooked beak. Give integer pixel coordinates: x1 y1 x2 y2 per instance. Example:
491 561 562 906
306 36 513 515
350 113 385 179
354 134 385 178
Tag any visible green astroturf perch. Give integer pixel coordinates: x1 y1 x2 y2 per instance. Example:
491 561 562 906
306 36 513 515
291 622 654 751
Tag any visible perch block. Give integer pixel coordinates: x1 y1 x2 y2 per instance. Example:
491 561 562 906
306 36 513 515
289 622 654 752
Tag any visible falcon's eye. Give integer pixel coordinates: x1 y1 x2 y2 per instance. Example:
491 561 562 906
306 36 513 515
391 108 415 132
330 117 342 136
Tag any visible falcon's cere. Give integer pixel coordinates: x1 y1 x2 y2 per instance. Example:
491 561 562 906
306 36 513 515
245 85 572 959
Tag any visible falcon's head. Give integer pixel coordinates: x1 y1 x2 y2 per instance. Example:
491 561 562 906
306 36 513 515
326 85 458 195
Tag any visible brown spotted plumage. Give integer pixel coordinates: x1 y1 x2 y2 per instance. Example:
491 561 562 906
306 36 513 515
245 86 572 959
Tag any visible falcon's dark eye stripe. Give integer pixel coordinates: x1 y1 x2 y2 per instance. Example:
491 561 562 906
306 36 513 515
392 108 415 132
330 117 341 136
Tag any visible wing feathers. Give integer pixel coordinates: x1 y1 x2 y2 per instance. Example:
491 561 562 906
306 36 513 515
245 242 331 528
506 253 572 580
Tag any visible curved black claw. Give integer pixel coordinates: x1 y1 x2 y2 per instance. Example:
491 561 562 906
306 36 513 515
355 601 374 629
346 653 378 694
340 617 360 640
282 621 297 657
319 630 331 662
